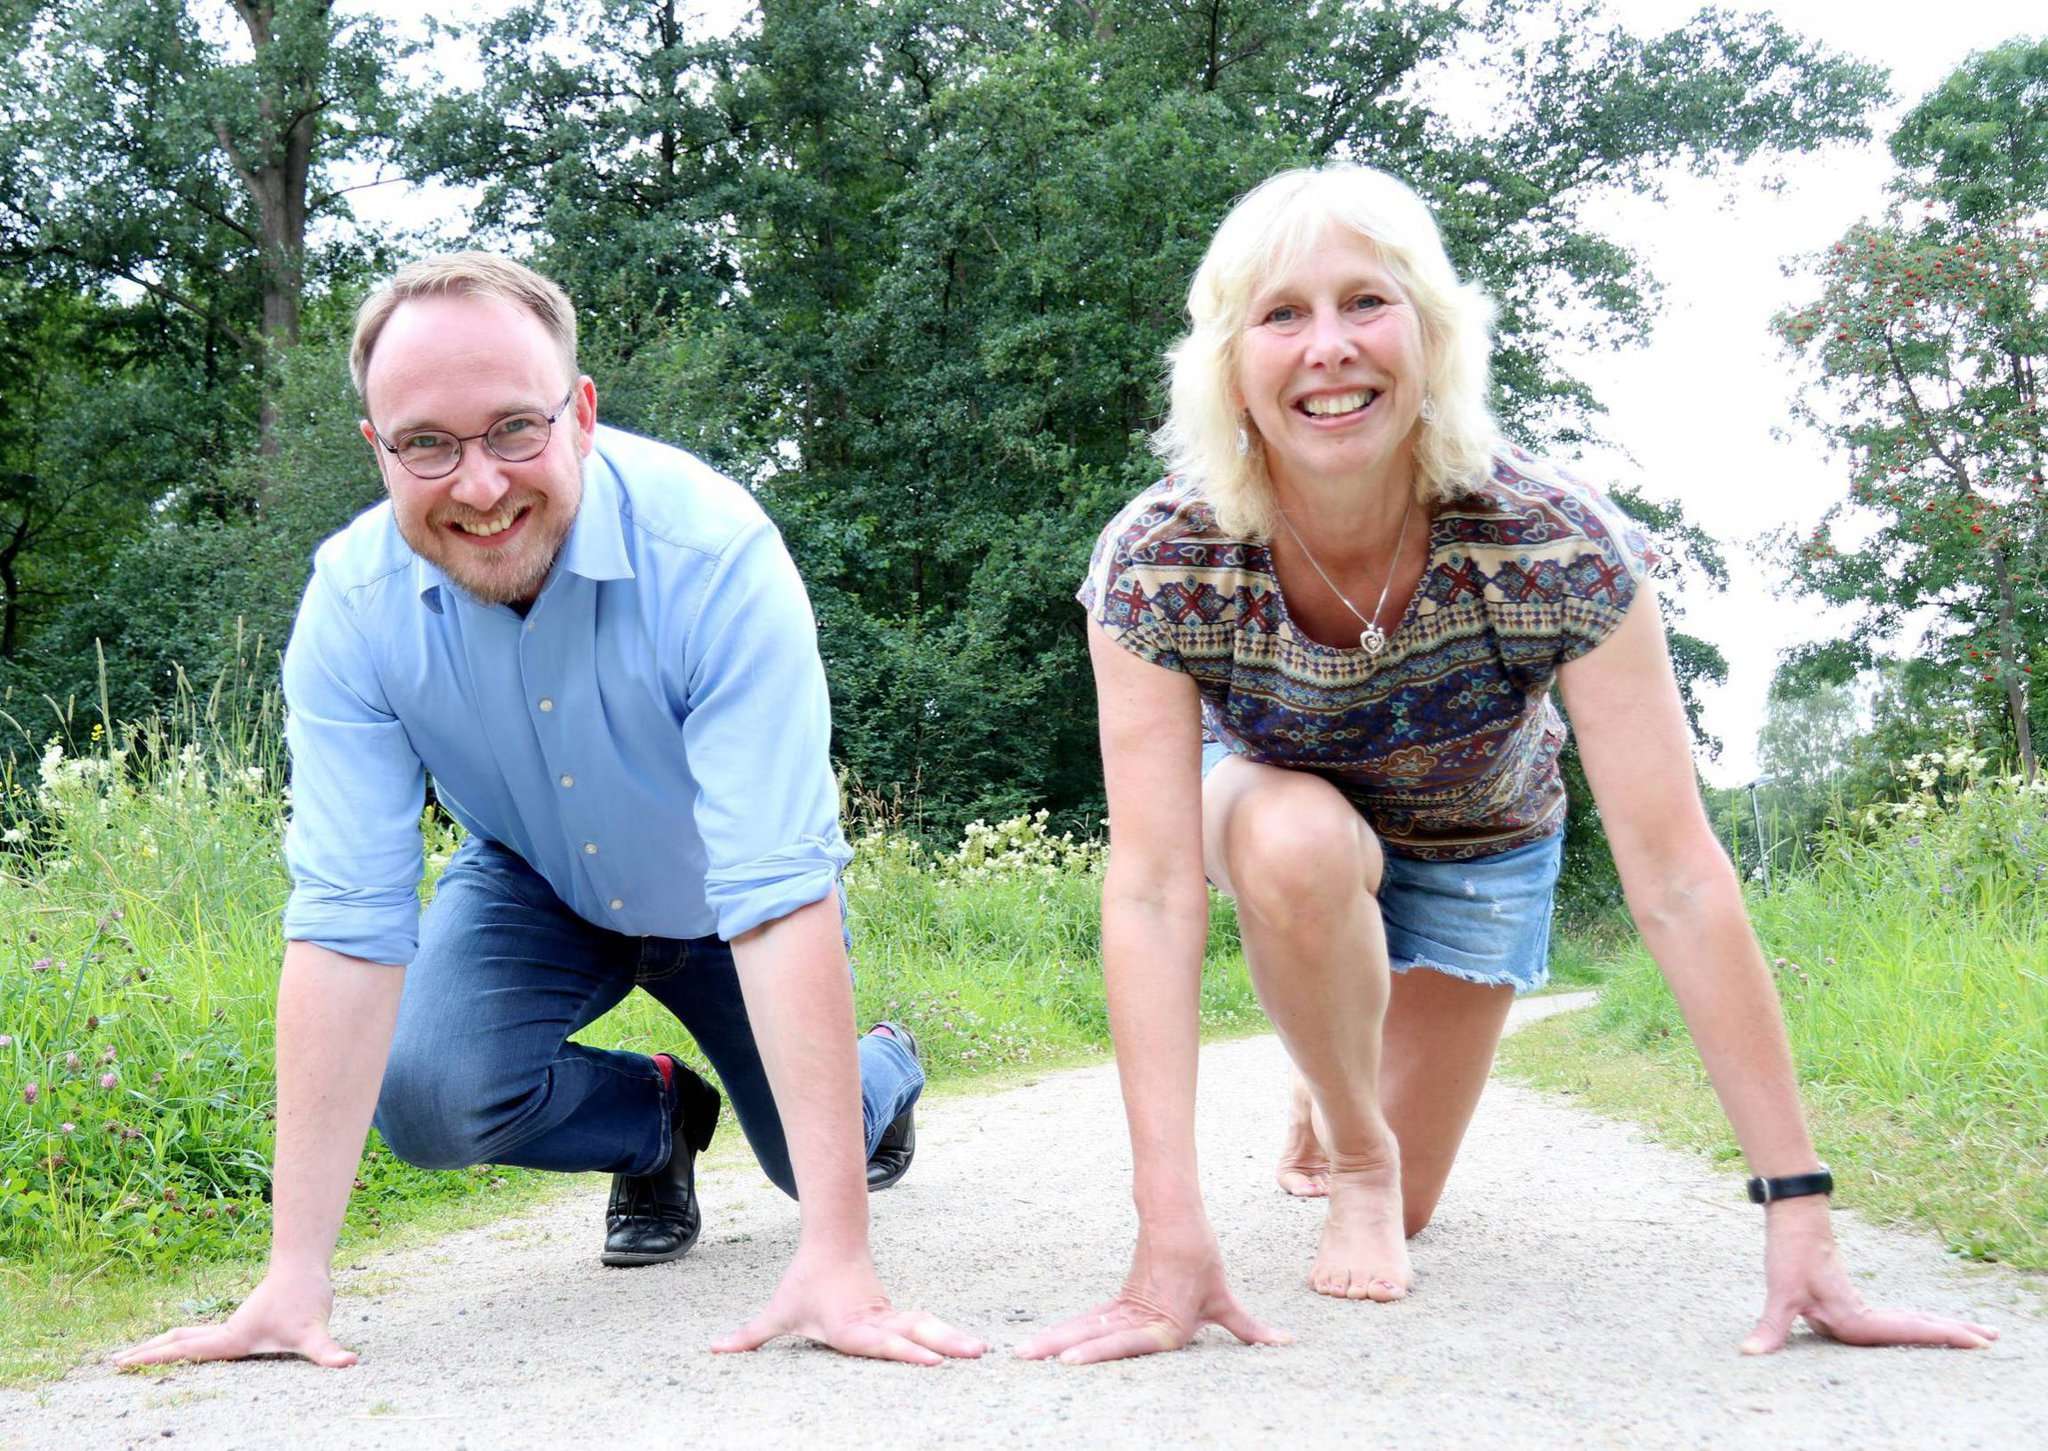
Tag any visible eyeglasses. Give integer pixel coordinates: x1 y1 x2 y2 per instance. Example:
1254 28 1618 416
369 389 576 480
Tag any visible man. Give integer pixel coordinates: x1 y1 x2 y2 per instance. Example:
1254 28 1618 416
116 254 983 1369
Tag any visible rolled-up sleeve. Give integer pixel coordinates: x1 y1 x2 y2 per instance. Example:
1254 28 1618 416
683 521 853 941
280 569 427 964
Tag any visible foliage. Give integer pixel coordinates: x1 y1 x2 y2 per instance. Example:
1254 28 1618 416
1 321 379 726
0 0 415 710
0 282 194 663
1773 39 2047 781
0 0 413 400
406 0 1881 839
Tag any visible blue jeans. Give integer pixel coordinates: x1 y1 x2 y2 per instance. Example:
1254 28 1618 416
371 837 922 1197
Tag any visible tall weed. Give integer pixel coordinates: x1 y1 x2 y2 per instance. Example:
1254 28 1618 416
1589 754 2048 1263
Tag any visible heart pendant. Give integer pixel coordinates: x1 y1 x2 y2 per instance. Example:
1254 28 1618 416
1360 623 1387 656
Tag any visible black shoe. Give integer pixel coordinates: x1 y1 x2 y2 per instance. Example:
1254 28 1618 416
865 1022 919 1192
601 1057 721 1267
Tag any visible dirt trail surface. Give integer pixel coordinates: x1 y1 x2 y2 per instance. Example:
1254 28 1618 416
4 994 2040 1450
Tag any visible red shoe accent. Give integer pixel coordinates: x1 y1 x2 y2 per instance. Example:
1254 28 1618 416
652 1053 676 1094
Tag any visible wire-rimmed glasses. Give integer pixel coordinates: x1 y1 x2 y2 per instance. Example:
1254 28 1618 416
368 389 576 480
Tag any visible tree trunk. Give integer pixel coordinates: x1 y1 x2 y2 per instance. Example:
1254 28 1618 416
1989 544 2038 782
0 545 22 661
221 0 323 478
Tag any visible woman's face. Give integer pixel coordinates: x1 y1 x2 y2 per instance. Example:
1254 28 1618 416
1235 228 1426 497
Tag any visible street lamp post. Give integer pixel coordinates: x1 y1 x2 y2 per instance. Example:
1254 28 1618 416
1746 773 1780 893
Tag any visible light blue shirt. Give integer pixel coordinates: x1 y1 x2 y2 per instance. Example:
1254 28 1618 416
280 425 852 965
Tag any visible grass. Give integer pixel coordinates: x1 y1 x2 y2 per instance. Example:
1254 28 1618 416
8 681 2040 1378
1500 761 2048 1271
0 709 1262 1383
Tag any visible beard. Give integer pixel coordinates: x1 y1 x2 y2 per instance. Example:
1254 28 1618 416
398 493 576 607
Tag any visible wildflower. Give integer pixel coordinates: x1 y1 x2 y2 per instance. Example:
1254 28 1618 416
100 1046 116 1064
100 1072 118 1090
22 1081 37 1105
64 1051 80 1072
0 1035 11 1049
59 1121 75 1135
0 827 23 844
30 957 51 973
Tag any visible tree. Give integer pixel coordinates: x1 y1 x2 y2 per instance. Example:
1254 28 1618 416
1774 40 2047 782
0 283 188 662
415 0 1885 835
0 0 410 467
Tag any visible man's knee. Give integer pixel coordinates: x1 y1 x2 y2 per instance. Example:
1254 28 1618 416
373 1051 492 1171
762 1156 798 1201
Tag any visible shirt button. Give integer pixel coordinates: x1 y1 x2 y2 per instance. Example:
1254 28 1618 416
538 697 554 713
525 618 537 631
559 773 575 788
609 898 624 911
583 842 598 855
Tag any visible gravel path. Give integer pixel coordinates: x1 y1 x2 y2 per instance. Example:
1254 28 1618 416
3 994 2038 1450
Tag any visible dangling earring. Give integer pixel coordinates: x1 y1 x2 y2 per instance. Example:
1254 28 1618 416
1235 424 1251 457
1419 396 1440 425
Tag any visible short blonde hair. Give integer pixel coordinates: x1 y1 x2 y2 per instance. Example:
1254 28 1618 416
350 252 579 399
1153 166 1498 539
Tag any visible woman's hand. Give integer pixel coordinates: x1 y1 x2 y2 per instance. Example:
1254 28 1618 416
1742 1199 1998 1354
1018 1222 1291 1365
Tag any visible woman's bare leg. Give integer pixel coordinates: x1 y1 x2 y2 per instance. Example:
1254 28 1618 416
1203 757 1409 1301
1275 1074 1329 1197
1275 970 1515 1231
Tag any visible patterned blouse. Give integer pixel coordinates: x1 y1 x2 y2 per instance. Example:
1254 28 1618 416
1076 446 1658 862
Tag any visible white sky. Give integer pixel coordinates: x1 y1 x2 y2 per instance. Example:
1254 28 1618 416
366 0 2041 784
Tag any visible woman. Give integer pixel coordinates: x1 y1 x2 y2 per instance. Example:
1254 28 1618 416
1019 166 1997 1365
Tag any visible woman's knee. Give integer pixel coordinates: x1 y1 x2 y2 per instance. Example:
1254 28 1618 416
1222 778 1383 925
1403 1201 1439 1239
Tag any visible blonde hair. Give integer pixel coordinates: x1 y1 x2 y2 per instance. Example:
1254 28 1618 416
1153 166 1498 539
350 252 579 398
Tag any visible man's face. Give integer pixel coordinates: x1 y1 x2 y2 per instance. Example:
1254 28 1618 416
360 293 595 607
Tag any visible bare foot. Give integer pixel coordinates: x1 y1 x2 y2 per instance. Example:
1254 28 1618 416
1310 1158 1412 1302
1275 1076 1329 1197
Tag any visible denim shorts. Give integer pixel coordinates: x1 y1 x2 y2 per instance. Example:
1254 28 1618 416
1202 741 1563 993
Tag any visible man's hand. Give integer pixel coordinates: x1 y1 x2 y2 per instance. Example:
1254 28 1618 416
1741 1199 1998 1354
712 1250 985 1365
1017 1224 1290 1365
114 1269 356 1370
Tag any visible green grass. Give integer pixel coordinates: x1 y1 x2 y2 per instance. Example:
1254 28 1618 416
10 683 2040 1379
0 719 1261 1382
1502 768 2048 1270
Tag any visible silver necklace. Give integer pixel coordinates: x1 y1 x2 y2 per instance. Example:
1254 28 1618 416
1277 493 1416 657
